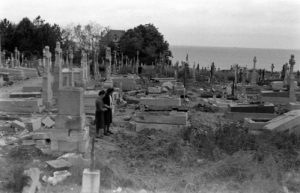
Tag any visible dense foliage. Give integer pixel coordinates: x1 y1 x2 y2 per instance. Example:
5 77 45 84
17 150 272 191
0 16 62 59
119 24 172 65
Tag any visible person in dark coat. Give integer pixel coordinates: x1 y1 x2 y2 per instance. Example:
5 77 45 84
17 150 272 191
103 88 114 135
95 90 107 137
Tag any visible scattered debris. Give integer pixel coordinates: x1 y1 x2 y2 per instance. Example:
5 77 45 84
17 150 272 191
44 170 72 185
11 120 26 130
41 116 55 128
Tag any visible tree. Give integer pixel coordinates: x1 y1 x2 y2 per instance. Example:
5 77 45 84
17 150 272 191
119 24 172 65
0 16 63 59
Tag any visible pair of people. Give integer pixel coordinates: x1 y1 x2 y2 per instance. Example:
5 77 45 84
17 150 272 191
95 88 114 137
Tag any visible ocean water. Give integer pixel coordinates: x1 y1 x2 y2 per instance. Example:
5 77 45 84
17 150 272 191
170 45 300 71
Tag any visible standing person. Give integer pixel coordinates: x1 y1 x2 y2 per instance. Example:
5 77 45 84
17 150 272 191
103 88 114 135
95 90 107 137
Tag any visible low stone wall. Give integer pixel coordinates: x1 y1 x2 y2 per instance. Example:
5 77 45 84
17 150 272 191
225 111 277 121
0 68 26 81
0 98 44 113
263 110 300 134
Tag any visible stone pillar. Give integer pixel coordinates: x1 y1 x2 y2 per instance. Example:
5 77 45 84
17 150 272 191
53 42 63 98
251 56 257 84
289 55 296 102
192 63 196 82
42 46 53 108
80 50 89 86
69 49 74 87
113 50 117 74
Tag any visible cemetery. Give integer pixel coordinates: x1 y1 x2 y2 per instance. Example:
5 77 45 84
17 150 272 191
0 19 300 193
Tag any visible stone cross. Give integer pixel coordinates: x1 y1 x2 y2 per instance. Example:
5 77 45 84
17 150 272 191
271 63 274 78
69 48 74 87
289 55 296 102
105 47 112 80
251 56 257 84
55 42 63 89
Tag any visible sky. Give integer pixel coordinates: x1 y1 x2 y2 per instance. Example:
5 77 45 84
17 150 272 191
1 0 300 49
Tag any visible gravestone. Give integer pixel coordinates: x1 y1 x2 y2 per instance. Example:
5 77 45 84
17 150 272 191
50 87 89 153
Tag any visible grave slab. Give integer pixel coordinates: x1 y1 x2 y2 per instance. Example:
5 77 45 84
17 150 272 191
229 103 275 113
46 159 72 170
140 97 181 107
225 112 277 121
263 110 300 134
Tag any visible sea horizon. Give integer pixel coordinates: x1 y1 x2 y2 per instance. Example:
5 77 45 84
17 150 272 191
170 45 300 71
